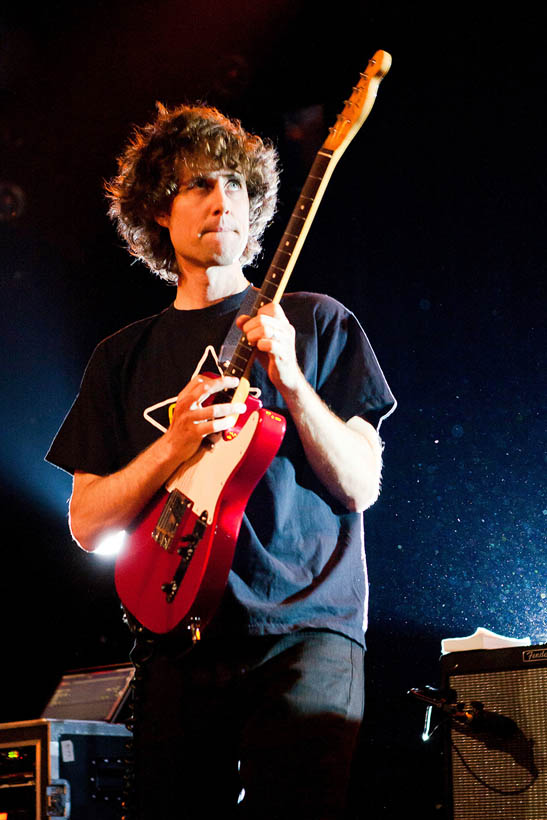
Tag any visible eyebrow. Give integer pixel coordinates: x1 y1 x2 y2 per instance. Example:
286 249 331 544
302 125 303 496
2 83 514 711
181 169 243 183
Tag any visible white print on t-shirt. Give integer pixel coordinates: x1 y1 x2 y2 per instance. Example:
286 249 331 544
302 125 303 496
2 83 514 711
142 344 261 433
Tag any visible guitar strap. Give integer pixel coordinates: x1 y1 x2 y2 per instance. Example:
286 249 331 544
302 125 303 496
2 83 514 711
218 285 257 368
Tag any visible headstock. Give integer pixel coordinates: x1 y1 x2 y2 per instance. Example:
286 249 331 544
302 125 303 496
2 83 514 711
324 50 392 155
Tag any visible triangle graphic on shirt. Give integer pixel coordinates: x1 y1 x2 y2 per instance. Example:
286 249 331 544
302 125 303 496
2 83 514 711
142 344 222 433
142 343 261 434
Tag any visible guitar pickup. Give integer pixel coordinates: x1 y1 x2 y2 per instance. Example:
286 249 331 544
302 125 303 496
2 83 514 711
176 511 208 563
161 511 208 603
152 489 192 551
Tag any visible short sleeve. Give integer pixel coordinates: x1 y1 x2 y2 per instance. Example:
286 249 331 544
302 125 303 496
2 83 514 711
45 342 122 476
315 302 396 430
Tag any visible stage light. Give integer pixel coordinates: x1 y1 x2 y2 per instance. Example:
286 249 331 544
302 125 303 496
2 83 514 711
94 530 127 557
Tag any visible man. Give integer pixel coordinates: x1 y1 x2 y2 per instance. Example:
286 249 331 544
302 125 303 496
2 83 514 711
47 103 395 819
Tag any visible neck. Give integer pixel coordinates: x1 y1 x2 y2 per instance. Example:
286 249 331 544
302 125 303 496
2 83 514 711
173 263 249 310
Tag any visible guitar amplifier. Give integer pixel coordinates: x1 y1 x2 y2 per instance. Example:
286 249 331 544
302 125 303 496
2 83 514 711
441 644 547 820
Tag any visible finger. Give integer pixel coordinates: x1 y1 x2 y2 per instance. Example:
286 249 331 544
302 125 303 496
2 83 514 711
211 414 240 433
257 302 286 320
192 374 239 392
256 338 285 357
236 314 250 329
188 374 239 392
244 317 283 344
240 304 286 337
192 402 246 422
210 375 240 394
191 410 243 438
238 315 258 339
176 376 209 405
185 375 239 407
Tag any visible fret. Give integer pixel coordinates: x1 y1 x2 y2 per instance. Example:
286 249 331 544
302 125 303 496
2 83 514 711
237 335 253 351
263 271 281 283
300 175 324 193
297 185 321 206
268 261 287 278
272 248 290 263
227 345 250 364
223 362 244 378
262 279 280 299
286 214 309 232
232 344 250 360
231 351 252 367
254 293 273 307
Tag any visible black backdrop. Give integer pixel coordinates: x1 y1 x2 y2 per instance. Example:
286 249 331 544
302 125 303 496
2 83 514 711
1 3 545 816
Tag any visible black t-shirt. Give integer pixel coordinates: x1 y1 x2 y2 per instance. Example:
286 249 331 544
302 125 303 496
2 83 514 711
46 288 395 645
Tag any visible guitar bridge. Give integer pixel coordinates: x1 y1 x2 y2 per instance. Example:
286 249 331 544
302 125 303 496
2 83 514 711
153 489 192 551
161 511 208 604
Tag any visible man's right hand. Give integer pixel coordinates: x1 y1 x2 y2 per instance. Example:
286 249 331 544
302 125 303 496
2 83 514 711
166 374 246 463
69 375 246 551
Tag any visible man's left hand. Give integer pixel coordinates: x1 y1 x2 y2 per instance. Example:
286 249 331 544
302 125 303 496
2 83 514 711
237 303 301 394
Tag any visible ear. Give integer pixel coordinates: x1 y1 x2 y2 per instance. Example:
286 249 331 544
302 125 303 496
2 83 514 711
155 212 170 228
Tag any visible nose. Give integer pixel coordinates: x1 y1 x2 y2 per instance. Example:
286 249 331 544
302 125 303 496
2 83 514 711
211 180 230 214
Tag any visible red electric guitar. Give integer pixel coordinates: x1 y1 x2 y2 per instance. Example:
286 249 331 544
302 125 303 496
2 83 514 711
115 50 392 638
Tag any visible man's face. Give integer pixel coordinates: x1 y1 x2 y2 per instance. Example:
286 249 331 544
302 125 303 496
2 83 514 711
157 165 250 275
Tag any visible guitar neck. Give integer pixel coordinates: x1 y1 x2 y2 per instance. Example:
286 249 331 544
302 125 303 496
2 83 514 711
259 147 338 304
225 50 392 398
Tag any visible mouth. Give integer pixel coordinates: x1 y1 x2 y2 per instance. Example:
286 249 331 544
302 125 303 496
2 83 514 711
201 223 238 235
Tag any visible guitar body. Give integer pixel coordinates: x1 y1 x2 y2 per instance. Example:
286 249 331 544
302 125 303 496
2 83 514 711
115 394 286 635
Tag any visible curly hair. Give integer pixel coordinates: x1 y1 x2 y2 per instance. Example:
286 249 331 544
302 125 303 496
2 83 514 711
106 103 280 284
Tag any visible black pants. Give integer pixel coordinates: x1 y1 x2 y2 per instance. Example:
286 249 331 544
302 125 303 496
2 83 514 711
131 630 365 819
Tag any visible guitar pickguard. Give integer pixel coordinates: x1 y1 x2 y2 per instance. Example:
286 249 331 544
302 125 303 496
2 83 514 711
166 410 261 525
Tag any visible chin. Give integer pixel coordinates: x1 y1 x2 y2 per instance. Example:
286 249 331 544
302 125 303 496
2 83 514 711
206 234 246 263
211 248 245 268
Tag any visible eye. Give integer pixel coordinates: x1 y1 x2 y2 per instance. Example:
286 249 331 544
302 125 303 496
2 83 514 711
179 175 208 192
226 176 243 190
